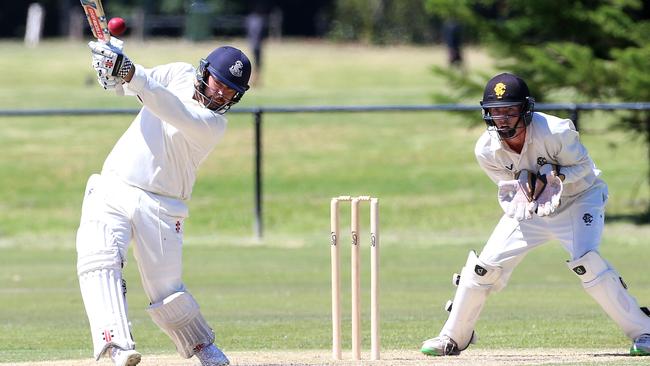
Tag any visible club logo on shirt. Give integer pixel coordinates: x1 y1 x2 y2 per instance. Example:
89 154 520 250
229 60 244 77
537 157 547 166
494 82 506 99
474 265 487 276
572 265 586 275
582 213 594 226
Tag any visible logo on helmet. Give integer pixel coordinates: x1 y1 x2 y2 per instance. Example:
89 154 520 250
229 60 244 77
494 82 506 99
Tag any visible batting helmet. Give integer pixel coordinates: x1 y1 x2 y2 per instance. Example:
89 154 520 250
196 46 251 113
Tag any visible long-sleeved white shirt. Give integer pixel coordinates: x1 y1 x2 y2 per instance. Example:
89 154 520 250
475 112 603 202
101 62 227 200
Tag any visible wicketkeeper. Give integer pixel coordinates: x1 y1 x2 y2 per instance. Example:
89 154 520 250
76 39 251 366
421 73 650 356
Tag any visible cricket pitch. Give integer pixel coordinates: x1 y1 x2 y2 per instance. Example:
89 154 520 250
3 349 648 366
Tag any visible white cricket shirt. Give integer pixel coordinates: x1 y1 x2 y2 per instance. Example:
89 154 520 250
101 62 227 200
475 112 602 200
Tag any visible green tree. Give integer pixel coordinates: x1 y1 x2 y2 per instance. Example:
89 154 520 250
329 0 436 44
425 0 650 217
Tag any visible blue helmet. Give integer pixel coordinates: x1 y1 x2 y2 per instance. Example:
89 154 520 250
196 46 251 113
204 46 251 94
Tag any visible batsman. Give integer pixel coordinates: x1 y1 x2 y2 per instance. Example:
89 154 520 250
421 73 650 356
75 37 251 366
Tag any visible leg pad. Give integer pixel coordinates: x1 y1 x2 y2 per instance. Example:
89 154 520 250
440 251 502 350
568 251 650 339
79 268 135 359
147 291 215 358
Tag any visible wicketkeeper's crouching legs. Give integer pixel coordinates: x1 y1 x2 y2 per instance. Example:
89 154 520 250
568 251 650 355
422 251 504 355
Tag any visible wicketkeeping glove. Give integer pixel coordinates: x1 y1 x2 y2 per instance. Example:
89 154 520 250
88 38 133 79
498 169 537 221
532 164 563 216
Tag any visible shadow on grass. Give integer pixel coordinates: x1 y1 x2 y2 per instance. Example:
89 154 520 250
592 353 638 358
606 209 650 225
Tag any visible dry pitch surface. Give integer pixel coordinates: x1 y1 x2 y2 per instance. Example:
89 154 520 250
3 349 649 366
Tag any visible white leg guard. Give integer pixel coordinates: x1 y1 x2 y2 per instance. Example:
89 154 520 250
568 251 650 339
77 221 135 360
441 251 502 350
147 291 215 359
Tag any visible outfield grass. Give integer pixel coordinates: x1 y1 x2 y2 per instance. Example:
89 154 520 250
0 39 649 363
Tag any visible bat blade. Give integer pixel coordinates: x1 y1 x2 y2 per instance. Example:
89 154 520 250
80 0 110 42
80 0 125 96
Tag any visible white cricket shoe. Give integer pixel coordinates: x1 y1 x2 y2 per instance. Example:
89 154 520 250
631 333 650 356
195 343 230 366
421 335 461 356
110 347 141 366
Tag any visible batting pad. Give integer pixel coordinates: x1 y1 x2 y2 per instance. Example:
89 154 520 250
568 251 650 339
441 251 502 350
77 219 134 359
78 268 135 360
147 291 215 358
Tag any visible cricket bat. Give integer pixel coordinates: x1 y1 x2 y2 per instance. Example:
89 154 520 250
80 0 125 94
80 0 110 43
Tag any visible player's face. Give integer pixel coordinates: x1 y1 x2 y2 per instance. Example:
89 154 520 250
203 75 238 110
488 105 522 128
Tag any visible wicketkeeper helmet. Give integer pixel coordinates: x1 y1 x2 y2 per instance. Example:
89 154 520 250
480 73 535 134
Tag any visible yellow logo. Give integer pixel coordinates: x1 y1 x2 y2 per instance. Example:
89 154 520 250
494 82 506 99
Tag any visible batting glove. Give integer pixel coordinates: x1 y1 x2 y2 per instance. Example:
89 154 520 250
95 74 119 90
89 38 133 79
533 164 563 216
498 169 537 221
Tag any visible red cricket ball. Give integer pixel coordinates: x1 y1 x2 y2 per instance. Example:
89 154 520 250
108 17 127 36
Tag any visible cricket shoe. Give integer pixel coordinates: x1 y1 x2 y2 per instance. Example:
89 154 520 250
110 347 141 366
194 343 230 366
421 335 461 356
631 333 650 356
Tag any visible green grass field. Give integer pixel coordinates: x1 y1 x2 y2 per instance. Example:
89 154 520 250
1 39 649 364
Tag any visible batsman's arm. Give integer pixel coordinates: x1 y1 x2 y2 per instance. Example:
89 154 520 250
124 64 225 144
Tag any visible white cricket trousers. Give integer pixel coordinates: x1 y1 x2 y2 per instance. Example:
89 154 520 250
479 181 608 285
77 173 189 304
